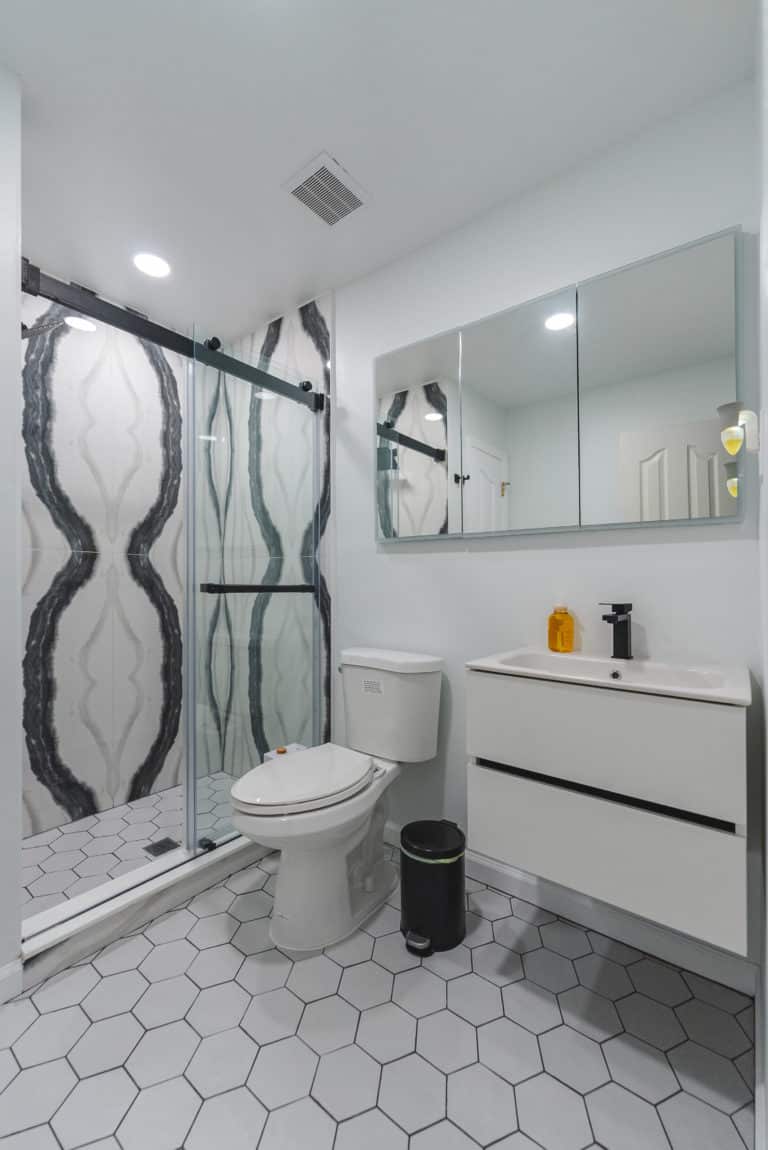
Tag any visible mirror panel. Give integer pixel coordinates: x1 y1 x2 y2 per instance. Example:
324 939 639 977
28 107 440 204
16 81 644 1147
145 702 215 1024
578 233 738 526
460 288 579 533
375 332 460 538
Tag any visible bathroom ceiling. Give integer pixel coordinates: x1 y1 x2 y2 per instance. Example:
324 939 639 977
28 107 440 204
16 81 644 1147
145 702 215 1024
0 0 756 342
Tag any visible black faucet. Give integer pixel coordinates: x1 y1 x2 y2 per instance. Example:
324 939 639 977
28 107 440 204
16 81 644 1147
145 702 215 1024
600 602 633 660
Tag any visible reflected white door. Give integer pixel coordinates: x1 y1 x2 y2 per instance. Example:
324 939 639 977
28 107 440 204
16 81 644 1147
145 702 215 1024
619 419 732 521
464 440 509 532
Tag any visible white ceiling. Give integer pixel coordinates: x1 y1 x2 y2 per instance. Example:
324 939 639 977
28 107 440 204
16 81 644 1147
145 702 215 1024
0 0 756 341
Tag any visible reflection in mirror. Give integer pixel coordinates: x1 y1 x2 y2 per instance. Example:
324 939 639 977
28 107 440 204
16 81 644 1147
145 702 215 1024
459 288 579 533
375 332 460 538
579 232 737 525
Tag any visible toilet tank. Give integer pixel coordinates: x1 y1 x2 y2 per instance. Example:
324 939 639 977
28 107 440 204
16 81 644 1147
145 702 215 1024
341 648 443 762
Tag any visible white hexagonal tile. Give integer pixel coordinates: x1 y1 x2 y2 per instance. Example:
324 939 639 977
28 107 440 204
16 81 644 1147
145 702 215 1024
339 960 392 1009
287 955 341 1002
478 1017 542 1084
540 1025 609 1093
187 885 235 918
472 942 523 987
325 931 374 967
33 965 100 1012
358 1002 416 1063
83 835 124 857
188 913 238 950
539 921 591 959
676 999 752 1058
0 1049 18 1092
603 1033 678 1103
379 1053 445 1133
588 1082 668 1150
423 945 472 981
411 1119 483 1150
225 863 269 895
393 966 446 1017
311 1044 379 1120
659 1091 746 1150
187 943 243 988
236 948 293 995
668 1040 752 1114
0 1124 61 1148
185 1028 257 1097
117 1076 201 1150
247 1036 318 1109
0 1060 76 1137
362 903 400 938
573 953 633 1000
52 832 92 852
510 899 557 926
51 1068 137 1149
69 1014 144 1077
229 891 272 921
185 1087 266 1150
447 973 502 1025
468 889 512 921
40 850 86 873
144 908 195 944
681 972 750 1015
587 931 642 965
186 981 250 1036
465 912 494 948
417 1009 477 1073
82 971 148 1021
126 1020 199 1087
134 975 198 1028
139 940 196 982
737 1005 754 1041
93 936 152 976
0 1000 38 1047
734 1104 755 1150
259 1097 335 1150
517 1073 592 1150
298 996 359 1054
493 917 542 954
241 988 303 1045
629 958 691 1006
335 1108 408 1150
13 1006 89 1067
372 932 421 973
232 918 274 955
448 1063 517 1145
560 986 622 1043
523 949 578 994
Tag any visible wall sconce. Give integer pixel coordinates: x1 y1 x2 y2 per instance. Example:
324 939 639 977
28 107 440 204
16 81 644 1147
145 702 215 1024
724 460 739 499
717 402 759 456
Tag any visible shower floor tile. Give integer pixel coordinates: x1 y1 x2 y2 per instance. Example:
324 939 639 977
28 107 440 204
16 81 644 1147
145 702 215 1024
2 850 755 1149
22 774 235 919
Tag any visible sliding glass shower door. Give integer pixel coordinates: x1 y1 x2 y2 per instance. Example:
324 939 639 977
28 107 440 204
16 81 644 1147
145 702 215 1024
188 355 321 848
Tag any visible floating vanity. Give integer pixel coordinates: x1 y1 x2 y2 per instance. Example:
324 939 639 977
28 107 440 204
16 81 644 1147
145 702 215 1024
466 649 751 954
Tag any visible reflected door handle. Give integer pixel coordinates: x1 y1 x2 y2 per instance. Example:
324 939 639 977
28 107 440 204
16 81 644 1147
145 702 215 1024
453 473 471 485
500 481 510 497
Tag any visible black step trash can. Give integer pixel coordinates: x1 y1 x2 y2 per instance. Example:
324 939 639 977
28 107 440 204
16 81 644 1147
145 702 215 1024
400 820 466 955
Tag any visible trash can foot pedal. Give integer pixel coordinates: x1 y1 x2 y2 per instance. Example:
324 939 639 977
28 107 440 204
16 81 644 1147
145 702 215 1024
404 930 432 955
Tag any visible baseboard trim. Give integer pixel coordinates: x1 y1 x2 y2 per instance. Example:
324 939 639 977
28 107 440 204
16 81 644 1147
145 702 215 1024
384 820 757 996
0 958 23 1006
22 837 266 992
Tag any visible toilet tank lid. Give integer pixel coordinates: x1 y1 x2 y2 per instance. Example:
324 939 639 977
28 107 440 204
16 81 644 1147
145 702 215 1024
341 647 443 674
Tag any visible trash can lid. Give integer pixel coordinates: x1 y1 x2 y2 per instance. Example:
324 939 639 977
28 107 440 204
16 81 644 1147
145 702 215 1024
401 820 465 861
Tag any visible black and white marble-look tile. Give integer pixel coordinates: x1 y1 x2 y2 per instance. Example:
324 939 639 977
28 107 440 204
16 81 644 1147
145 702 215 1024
21 295 185 837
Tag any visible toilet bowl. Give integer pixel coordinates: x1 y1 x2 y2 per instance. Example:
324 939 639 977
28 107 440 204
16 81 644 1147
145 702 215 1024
232 647 443 952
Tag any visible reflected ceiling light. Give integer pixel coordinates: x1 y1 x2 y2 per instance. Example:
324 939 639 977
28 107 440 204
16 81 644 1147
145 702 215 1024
133 251 171 278
424 412 444 422
717 401 759 455
724 461 739 499
64 315 96 332
544 312 575 332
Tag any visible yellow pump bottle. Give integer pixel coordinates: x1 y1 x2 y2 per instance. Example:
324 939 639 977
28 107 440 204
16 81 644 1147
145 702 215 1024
548 605 574 653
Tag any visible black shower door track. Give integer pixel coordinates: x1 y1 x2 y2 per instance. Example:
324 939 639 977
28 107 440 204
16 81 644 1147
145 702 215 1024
21 258 325 412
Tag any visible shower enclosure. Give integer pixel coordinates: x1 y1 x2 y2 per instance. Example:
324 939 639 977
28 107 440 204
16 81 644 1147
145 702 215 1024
19 261 330 936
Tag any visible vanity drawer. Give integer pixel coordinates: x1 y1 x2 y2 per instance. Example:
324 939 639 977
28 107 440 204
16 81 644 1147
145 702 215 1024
467 761 747 954
466 671 746 825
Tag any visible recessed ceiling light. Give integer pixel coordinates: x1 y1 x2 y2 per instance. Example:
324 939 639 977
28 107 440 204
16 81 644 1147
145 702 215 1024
64 315 97 332
424 411 444 422
544 312 575 332
133 252 171 278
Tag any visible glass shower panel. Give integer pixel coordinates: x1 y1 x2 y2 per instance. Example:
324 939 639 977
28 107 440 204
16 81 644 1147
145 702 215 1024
190 360 319 848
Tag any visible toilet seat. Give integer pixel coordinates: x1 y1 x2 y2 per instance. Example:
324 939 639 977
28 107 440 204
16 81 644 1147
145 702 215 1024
231 742 375 816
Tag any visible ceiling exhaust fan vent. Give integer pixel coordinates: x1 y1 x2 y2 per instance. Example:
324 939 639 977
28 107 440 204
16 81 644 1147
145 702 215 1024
287 153 365 226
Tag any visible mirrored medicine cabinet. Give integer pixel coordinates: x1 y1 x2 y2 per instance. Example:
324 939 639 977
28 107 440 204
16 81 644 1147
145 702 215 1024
374 230 742 540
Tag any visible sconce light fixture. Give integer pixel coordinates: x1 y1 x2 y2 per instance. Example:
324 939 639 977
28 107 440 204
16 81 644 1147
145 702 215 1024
724 460 739 499
717 402 759 456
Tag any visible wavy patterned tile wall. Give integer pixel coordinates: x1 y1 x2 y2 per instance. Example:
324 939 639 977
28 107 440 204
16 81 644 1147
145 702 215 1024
21 292 333 838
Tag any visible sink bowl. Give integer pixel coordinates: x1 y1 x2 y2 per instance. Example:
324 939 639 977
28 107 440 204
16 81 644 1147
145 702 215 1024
466 648 750 706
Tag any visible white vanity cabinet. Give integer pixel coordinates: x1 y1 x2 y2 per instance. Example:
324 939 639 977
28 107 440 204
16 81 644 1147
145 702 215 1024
465 652 750 955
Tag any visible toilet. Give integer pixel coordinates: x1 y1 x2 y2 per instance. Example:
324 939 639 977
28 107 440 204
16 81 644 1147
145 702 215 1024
231 647 443 952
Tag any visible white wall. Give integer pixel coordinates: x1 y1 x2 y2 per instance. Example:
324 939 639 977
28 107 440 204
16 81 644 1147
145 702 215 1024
334 82 760 832
0 66 22 999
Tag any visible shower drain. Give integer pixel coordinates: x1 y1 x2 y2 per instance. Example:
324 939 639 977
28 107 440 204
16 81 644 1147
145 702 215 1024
144 837 179 857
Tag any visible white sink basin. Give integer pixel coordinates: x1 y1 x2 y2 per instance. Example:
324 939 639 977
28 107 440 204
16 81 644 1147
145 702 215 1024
466 648 750 706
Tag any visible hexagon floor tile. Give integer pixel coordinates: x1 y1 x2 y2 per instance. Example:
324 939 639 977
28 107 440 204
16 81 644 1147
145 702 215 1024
2 850 756 1149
